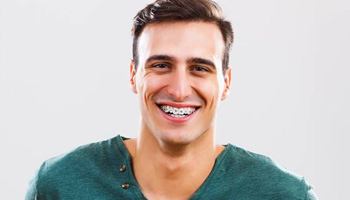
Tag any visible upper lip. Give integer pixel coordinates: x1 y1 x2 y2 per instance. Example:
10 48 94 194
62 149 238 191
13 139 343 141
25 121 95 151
156 102 201 108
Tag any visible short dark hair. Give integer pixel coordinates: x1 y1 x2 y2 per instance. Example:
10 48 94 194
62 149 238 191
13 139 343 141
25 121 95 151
132 0 234 73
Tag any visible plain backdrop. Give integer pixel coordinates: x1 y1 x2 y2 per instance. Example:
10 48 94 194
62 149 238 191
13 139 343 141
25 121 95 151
1 0 349 199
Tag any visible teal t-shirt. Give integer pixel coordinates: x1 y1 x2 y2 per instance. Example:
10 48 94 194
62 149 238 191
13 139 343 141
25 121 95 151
26 135 317 200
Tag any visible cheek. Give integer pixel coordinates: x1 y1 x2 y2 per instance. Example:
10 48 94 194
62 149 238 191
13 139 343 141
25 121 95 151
139 74 167 99
193 78 221 100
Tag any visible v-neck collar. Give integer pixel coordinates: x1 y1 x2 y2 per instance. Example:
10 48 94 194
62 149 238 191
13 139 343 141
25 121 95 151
114 135 232 199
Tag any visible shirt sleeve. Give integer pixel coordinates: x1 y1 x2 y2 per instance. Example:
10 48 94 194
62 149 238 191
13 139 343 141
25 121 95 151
306 189 319 200
25 162 46 200
25 172 39 200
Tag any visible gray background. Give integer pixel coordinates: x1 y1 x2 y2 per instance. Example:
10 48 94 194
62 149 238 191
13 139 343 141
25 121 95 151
1 0 349 199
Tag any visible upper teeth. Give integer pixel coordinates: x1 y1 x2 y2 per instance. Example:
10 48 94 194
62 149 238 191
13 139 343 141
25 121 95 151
160 105 196 115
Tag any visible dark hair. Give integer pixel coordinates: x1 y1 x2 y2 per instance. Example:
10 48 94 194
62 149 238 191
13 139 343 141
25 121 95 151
132 0 234 73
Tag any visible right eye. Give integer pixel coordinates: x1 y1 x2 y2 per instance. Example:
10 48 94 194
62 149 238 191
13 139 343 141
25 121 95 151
149 62 173 73
152 63 170 69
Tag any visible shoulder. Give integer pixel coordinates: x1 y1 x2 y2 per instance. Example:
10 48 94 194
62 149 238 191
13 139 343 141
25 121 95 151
40 136 120 176
30 136 125 197
217 144 314 199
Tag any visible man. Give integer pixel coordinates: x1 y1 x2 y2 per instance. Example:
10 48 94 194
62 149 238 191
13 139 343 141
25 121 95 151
26 0 318 199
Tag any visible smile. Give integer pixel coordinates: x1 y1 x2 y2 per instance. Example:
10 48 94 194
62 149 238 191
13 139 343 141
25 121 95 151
160 105 196 118
156 103 200 121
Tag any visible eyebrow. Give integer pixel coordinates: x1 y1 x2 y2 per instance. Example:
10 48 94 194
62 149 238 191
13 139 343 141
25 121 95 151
145 54 217 70
188 58 216 70
146 55 175 63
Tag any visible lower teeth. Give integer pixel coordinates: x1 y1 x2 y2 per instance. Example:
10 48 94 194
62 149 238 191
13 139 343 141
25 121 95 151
170 114 186 118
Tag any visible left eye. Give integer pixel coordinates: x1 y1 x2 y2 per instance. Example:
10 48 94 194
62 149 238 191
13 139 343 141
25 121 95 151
192 66 209 72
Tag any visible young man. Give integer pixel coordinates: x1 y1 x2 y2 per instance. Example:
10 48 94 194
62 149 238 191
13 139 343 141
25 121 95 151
26 0 318 199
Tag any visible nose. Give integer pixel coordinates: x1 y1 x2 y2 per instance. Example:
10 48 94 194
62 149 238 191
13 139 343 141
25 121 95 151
166 68 192 101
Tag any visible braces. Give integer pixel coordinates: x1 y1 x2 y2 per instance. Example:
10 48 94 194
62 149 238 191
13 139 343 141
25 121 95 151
160 105 195 115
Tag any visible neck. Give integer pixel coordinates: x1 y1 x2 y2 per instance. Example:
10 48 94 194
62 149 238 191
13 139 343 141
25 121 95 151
124 127 224 200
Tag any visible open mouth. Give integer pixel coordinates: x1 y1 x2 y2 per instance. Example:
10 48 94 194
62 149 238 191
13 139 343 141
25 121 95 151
156 104 200 119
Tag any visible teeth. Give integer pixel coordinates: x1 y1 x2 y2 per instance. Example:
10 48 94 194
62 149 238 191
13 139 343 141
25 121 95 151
170 114 186 118
160 105 196 116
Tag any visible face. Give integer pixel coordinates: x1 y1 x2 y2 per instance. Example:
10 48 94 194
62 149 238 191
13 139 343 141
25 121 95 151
130 21 231 146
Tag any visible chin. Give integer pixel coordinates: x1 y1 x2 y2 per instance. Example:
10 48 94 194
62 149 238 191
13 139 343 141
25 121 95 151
155 128 204 147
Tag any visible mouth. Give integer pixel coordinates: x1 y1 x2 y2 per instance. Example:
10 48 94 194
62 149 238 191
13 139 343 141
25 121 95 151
156 103 200 121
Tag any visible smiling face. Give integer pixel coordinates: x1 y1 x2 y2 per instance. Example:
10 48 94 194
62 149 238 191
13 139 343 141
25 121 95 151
130 21 231 146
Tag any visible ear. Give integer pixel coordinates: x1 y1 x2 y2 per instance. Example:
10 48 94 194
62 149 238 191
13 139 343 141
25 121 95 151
130 60 138 94
221 68 232 101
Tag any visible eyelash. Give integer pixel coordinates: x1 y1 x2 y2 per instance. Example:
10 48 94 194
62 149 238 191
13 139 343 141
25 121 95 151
151 63 170 69
150 63 210 73
191 66 209 72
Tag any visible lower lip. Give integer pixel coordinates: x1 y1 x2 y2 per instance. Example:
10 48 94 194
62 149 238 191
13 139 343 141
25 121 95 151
157 106 198 124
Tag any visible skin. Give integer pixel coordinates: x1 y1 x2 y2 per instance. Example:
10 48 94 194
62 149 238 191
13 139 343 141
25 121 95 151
127 21 232 200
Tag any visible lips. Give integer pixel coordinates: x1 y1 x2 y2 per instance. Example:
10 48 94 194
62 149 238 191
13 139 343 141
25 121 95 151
156 103 200 122
160 105 196 116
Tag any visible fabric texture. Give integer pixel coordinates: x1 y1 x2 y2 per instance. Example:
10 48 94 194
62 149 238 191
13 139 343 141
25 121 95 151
26 135 317 200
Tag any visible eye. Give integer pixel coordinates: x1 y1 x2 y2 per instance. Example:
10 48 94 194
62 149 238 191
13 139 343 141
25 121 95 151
191 65 210 72
152 63 170 69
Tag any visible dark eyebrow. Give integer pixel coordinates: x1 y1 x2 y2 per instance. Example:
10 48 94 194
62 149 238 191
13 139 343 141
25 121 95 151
146 55 175 63
145 55 217 70
188 57 216 70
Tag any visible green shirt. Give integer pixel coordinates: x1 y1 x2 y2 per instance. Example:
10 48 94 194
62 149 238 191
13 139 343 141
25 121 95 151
26 135 317 200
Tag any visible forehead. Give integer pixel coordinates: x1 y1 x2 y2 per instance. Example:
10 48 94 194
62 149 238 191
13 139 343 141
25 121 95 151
137 21 225 63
